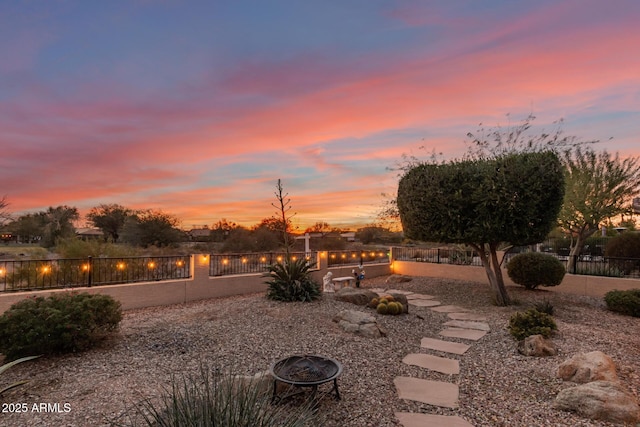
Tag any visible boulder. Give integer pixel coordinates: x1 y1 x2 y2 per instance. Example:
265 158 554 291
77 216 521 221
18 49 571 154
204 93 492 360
333 309 387 338
553 380 640 424
384 274 412 284
517 334 558 357
557 351 618 383
334 287 377 306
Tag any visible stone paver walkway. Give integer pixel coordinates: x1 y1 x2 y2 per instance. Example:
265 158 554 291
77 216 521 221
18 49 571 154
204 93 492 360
439 328 487 341
402 353 460 375
395 412 475 427
372 288 491 427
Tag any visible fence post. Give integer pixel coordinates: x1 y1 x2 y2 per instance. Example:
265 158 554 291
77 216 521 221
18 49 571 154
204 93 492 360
87 256 93 287
437 249 441 264
571 255 577 275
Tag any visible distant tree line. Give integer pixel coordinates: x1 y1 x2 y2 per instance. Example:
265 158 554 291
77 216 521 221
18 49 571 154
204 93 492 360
0 200 401 252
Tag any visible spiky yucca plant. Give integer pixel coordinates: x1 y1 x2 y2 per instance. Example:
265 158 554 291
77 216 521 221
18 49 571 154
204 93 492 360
264 258 321 302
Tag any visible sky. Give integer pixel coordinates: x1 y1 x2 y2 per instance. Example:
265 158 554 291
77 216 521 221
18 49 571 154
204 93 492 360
1 0 639 231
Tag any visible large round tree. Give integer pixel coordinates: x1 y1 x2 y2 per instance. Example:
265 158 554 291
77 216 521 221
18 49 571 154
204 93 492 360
397 151 565 306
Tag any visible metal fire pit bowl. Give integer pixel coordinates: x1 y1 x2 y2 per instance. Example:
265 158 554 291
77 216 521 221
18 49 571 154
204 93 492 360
270 354 343 402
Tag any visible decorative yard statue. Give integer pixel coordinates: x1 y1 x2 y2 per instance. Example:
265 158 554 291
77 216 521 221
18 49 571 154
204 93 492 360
352 266 365 288
323 271 334 292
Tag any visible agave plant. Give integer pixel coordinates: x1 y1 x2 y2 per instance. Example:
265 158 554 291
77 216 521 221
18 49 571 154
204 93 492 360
0 355 41 396
264 258 321 302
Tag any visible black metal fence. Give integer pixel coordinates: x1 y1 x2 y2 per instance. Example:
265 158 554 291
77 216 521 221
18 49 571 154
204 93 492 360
0 255 191 293
209 252 317 276
392 247 483 266
392 246 640 279
566 255 640 278
326 250 390 267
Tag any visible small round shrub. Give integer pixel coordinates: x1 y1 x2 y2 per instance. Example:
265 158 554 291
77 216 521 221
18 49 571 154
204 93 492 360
604 289 640 317
396 302 404 314
368 297 379 308
376 303 388 314
0 292 122 360
507 252 566 290
378 298 389 305
508 308 557 340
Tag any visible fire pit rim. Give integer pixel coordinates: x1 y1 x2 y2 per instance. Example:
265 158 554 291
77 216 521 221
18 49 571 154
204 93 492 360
269 354 343 386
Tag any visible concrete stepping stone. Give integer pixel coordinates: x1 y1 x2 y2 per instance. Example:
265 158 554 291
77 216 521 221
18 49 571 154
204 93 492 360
406 293 436 300
369 287 386 293
395 412 474 427
431 305 470 313
444 320 490 331
402 353 460 375
447 312 487 321
409 299 441 307
394 377 458 408
421 337 470 355
384 289 414 295
440 328 487 341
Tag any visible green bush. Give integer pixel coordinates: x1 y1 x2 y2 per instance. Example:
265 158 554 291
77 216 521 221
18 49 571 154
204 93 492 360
506 252 565 290
508 308 557 340
604 289 640 317
605 232 640 258
120 365 320 427
264 258 321 302
0 292 122 360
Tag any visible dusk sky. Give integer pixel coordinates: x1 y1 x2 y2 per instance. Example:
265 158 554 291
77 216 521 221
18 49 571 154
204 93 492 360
1 1 639 230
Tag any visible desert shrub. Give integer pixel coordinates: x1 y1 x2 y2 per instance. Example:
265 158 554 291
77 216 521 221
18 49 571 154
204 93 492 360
0 292 122 360
605 232 640 258
120 365 320 427
604 233 640 275
508 308 557 340
506 252 565 290
604 289 640 317
264 258 320 302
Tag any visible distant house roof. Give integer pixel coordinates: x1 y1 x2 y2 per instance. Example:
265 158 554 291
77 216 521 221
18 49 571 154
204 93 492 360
75 228 104 237
188 228 211 237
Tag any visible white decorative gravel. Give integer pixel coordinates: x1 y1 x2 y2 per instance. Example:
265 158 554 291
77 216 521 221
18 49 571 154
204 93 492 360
1 275 638 427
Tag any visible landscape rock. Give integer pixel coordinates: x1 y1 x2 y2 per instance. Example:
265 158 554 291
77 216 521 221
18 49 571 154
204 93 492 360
333 309 387 338
553 380 640 424
517 334 558 357
384 274 412 284
557 351 618 383
334 287 377 306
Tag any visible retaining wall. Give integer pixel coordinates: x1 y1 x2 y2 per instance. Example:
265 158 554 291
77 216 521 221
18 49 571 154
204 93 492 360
392 260 640 298
0 254 391 314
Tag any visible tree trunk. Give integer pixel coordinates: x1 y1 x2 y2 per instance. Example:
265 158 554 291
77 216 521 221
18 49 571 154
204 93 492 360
567 227 597 273
472 243 511 306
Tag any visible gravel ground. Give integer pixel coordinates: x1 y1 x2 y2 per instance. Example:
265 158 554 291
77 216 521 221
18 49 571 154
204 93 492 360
1 275 638 427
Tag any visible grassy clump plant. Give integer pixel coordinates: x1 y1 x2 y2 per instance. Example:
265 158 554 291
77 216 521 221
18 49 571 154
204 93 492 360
506 252 566 290
604 289 640 318
0 292 122 360
0 355 41 396
120 365 320 427
533 299 555 315
508 308 557 340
